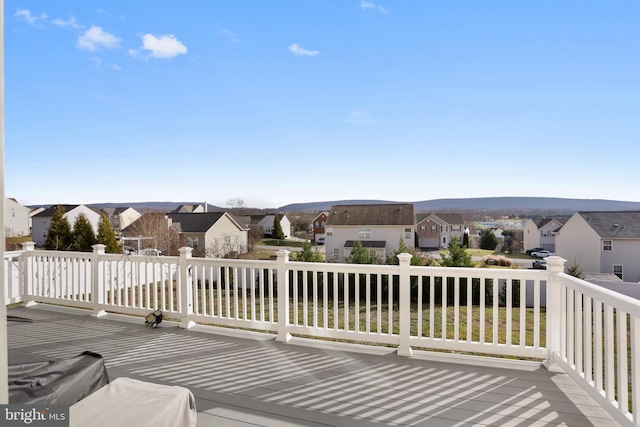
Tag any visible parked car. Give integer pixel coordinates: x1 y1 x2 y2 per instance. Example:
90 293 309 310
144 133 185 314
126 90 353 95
532 259 547 269
525 247 544 256
531 250 555 258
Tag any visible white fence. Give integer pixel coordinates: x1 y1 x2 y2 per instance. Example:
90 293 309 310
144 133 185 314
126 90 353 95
3 244 639 426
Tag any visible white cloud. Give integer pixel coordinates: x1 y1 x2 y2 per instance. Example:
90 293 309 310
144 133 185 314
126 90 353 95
78 26 120 51
140 34 188 59
15 9 47 25
360 1 387 14
289 43 320 56
220 29 239 43
52 16 83 29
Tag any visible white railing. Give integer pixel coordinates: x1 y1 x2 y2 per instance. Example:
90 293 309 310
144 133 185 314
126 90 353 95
3 243 639 426
547 259 640 427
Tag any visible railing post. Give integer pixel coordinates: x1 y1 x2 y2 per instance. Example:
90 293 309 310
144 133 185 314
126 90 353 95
179 247 195 329
91 244 107 317
275 250 291 343
20 242 35 304
397 253 413 357
544 255 567 369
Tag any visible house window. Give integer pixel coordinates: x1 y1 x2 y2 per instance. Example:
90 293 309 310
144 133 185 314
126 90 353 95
404 228 412 239
333 247 340 260
187 237 199 249
431 225 437 233
442 226 448 232
358 228 372 240
452 226 461 232
420 225 425 232
603 240 612 251
613 264 623 280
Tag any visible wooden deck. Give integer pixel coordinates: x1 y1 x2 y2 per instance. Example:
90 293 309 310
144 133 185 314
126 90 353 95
7 304 619 427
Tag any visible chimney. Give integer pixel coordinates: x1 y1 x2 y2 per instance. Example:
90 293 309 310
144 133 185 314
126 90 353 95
204 201 208 213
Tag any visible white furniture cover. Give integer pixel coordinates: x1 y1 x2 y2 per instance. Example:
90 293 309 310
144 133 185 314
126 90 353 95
70 377 197 427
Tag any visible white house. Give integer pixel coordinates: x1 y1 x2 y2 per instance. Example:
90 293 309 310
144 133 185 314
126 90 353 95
167 212 249 257
4 198 31 237
555 211 640 282
325 203 415 263
31 205 102 246
522 218 566 252
100 207 142 233
234 214 292 239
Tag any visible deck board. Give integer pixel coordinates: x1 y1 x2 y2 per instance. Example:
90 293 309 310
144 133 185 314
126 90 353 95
7 304 619 427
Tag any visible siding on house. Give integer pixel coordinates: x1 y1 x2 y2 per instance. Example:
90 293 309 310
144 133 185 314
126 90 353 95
325 203 415 262
5 198 31 237
555 211 640 281
415 213 464 248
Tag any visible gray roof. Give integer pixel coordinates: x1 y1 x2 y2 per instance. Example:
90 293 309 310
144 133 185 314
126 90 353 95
166 212 227 233
33 204 79 217
171 204 202 213
326 204 414 226
416 213 464 225
101 207 132 216
577 211 640 239
583 272 623 282
535 218 567 230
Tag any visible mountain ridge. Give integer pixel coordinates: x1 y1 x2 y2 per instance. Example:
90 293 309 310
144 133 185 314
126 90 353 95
28 197 640 215
279 197 640 213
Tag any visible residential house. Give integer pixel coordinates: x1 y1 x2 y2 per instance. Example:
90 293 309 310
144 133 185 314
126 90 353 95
555 211 640 282
167 212 249 257
28 207 45 233
4 198 31 237
171 204 205 213
522 218 566 252
31 205 102 246
415 213 465 248
234 214 291 239
325 203 415 263
311 211 329 244
100 207 141 233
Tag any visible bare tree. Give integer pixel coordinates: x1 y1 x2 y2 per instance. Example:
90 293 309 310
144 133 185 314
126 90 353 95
226 198 246 215
206 234 248 258
123 210 179 256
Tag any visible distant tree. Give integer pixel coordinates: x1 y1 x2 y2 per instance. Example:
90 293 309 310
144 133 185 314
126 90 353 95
123 211 179 256
44 205 72 250
96 214 121 254
226 198 246 214
566 263 585 279
502 229 515 253
386 238 429 266
479 229 499 251
345 240 379 264
293 241 323 262
440 235 474 267
462 229 470 248
71 213 97 252
272 215 285 240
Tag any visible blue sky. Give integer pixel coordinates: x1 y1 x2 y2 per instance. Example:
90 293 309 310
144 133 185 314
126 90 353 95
6 1 640 208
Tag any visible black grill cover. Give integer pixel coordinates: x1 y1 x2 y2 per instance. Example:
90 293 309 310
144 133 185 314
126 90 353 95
9 351 110 404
